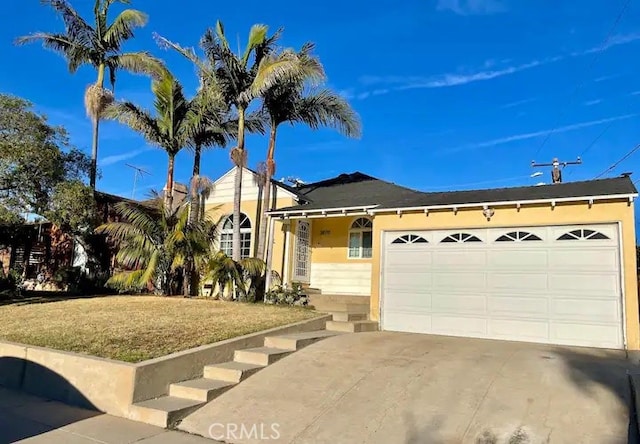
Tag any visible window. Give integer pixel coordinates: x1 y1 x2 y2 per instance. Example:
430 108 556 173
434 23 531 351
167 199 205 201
441 233 482 243
220 213 252 258
557 229 609 241
495 231 542 242
391 234 428 244
348 217 373 258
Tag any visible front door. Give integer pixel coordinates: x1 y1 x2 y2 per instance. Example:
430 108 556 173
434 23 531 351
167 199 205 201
293 220 311 283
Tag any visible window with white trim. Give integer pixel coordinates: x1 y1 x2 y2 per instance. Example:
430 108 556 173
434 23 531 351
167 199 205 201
495 231 542 242
220 213 252 258
441 233 482 243
348 217 373 258
391 234 428 244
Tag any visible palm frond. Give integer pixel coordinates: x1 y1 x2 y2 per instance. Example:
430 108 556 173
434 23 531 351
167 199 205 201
43 0 95 47
107 52 168 81
295 89 362 138
15 33 92 72
247 53 307 102
103 101 163 147
239 257 266 278
241 24 268 66
104 8 147 50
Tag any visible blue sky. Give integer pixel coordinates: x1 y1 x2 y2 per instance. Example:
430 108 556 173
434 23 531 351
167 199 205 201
2 0 640 199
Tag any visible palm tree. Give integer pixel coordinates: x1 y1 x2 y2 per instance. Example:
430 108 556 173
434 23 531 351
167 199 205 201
17 0 165 189
204 251 265 301
104 69 192 211
255 45 362 260
161 23 320 260
96 196 213 295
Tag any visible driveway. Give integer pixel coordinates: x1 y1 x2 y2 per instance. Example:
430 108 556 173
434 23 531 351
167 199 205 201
179 332 633 444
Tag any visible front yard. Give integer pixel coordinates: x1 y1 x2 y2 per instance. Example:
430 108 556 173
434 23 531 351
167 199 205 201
0 296 320 362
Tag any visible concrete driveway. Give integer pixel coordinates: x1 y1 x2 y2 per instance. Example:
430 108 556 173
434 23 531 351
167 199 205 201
179 332 634 444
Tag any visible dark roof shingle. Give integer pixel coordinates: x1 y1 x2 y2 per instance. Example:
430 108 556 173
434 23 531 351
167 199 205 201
270 173 637 214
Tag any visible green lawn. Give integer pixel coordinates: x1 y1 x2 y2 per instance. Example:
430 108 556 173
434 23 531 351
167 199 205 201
0 296 320 362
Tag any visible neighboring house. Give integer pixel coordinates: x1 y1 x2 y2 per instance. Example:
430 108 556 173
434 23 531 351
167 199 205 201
216 168 636 352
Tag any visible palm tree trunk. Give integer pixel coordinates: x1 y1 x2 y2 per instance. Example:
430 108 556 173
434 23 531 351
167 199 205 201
89 64 106 189
232 108 246 261
189 144 201 225
166 153 175 211
257 123 277 260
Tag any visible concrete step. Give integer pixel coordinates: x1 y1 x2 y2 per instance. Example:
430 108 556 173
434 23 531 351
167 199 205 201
234 347 294 366
311 302 370 313
264 330 341 350
331 312 368 322
169 378 236 402
309 294 370 305
129 396 204 428
203 361 265 383
326 320 379 333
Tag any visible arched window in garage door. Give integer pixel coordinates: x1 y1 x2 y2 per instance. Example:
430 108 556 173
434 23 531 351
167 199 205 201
495 231 542 242
391 234 428 244
557 229 610 241
441 233 482 243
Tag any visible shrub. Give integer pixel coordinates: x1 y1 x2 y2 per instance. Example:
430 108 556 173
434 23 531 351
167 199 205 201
52 266 109 294
265 283 309 307
0 269 22 298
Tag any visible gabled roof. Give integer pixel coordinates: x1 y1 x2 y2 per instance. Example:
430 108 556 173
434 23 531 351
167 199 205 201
275 172 423 212
269 173 637 216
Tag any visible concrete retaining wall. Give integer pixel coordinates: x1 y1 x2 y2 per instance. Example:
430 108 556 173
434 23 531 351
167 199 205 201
0 341 136 416
0 314 330 418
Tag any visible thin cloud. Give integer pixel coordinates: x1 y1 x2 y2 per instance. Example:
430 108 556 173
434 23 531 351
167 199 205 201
101 148 152 167
355 33 640 98
583 99 603 106
631 91 640 96
457 114 637 150
436 0 506 15
500 97 538 109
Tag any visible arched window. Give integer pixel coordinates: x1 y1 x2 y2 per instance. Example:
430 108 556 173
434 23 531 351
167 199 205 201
348 217 373 259
557 229 609 241
441 233 482 243
220 213 252 258
495 231 542 242
391 234 428 244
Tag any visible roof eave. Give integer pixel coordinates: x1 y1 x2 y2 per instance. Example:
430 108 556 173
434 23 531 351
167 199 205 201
267 204 379 218
370 193 638 214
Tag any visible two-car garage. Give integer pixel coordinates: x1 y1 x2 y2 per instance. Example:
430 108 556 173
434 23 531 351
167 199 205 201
380 224 624 349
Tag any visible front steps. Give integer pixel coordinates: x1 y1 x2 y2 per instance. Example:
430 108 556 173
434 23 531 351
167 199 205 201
129 312 379 429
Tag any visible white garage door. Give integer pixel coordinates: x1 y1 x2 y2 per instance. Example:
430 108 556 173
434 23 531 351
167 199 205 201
381 224 623 349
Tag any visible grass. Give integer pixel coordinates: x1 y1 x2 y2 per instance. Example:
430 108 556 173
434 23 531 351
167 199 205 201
0 296 320 362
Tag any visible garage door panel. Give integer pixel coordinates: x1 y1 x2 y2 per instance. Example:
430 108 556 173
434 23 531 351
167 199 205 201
384 271 432 290
549 249 618 271
551 299 621 323
548 273 619 295
386 250 432 266
489 319 549 341
488 296 548 317
433 250 486 267
382 224 623 349
550 322 621 349
432 315 487 336
487 250 549 268
383 291 431 310
431 293 486 313
383 313 432 334
488 272 549 291
433 272 486 289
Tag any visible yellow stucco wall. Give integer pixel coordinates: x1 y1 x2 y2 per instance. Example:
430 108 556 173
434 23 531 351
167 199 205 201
370 199 640 350
310 217 373 264
204 196 296 278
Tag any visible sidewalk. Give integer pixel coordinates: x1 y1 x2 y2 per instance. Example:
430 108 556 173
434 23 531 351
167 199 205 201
0 387 215 443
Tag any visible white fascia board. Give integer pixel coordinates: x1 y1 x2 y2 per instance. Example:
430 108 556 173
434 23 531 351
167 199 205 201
267 205 379 217
369 193 638 214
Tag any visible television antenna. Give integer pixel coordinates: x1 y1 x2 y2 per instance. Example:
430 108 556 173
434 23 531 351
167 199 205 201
125 163 151 199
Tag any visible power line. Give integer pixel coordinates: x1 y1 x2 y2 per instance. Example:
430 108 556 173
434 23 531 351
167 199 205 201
532 0 631 160
593 143 640 179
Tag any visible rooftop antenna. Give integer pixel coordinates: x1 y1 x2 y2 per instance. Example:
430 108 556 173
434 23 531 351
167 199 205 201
531 157 582 184
125 163 151 199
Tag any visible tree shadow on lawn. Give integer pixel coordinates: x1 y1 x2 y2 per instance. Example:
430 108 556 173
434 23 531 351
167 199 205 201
0 357 100 443
0 291 117 307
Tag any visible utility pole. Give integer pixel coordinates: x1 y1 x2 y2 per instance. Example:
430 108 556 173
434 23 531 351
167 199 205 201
531 157 582 184
125 164 151 199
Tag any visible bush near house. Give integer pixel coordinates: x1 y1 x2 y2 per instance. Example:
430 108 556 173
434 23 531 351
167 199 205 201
265 283 309 306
